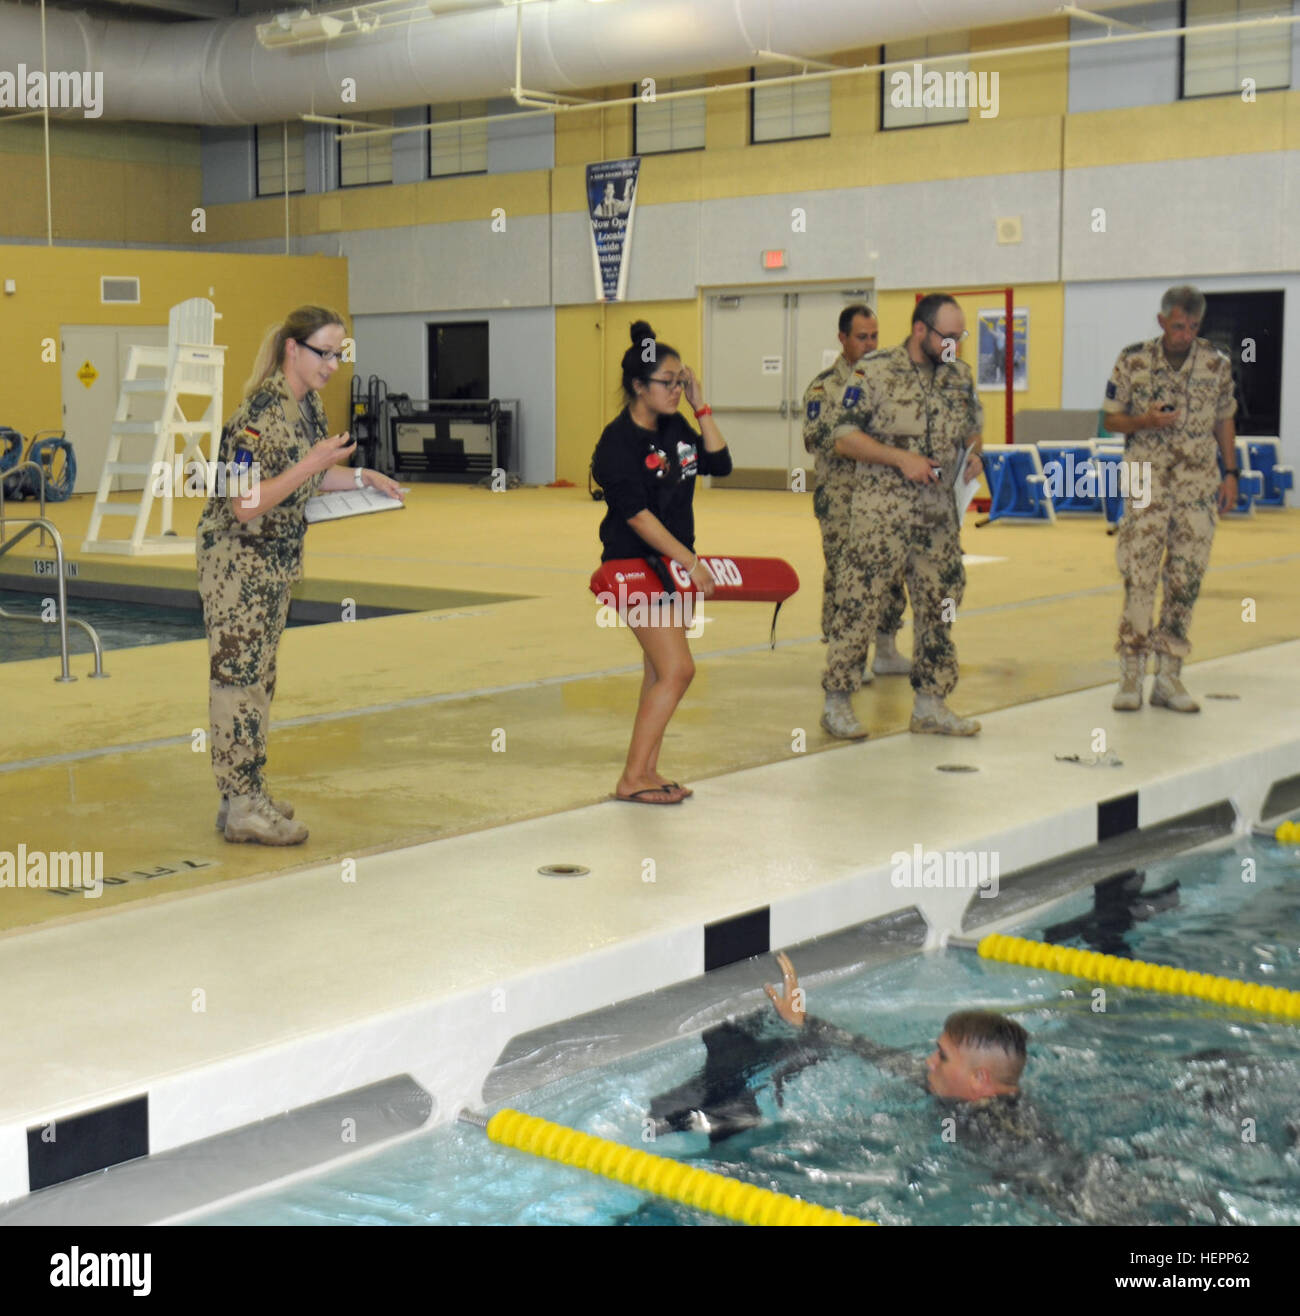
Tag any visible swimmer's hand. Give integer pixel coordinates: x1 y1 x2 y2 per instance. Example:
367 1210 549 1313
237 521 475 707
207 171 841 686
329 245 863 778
764 951 805 1028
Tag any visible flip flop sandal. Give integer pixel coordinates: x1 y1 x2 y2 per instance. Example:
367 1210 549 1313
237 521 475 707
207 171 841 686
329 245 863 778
663 781 694 797
613 786 684 805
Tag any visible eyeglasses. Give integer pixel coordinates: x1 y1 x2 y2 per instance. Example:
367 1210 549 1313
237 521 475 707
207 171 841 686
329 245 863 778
926 325 968 344
296 339 343 364
648 376 687 390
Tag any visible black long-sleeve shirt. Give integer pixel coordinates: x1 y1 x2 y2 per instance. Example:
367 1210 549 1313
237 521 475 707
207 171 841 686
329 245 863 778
592 408 732 562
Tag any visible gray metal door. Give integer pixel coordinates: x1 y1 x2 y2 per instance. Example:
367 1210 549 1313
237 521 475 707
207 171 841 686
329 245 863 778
704 286 872 489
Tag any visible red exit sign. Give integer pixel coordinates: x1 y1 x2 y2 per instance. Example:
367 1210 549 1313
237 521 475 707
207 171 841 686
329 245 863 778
762 249 787 270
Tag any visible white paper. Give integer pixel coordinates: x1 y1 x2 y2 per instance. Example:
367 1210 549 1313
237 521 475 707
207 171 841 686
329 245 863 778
955 445 981 525
304 487 405 523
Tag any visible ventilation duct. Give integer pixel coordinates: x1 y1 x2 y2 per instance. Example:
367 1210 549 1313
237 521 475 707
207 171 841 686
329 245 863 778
0 0 1140 125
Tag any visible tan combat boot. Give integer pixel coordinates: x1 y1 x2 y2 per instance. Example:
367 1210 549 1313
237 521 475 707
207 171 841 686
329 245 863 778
910 692 980 736
1112 651 1145 712
216 793 295 831
224 795 309 845
872 631 912 676
821 692 870 740
1150 654 1200 713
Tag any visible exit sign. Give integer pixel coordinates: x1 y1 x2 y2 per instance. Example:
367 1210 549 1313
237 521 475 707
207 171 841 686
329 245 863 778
761 250 787 270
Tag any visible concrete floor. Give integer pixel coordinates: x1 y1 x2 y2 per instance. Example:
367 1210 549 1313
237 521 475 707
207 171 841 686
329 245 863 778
2 484 1296 933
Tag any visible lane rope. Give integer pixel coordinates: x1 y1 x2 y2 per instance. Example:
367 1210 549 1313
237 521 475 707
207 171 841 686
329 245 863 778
476 1107 871 1226
977 933 1300 1019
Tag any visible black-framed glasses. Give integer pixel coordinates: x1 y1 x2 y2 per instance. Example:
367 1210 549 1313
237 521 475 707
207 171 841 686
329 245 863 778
926 325 968 344
296 338 343 364
648 376 687 389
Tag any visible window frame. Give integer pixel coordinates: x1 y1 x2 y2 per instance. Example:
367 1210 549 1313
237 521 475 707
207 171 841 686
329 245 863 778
749 62 833 145
255 122 307 197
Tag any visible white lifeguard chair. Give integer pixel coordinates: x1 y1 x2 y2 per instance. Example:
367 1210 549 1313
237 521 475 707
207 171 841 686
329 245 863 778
82 298 225 555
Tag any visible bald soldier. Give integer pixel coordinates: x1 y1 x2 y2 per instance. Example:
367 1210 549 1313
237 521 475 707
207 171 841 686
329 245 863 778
812 295 984 739
801 304 909 681
1102 286 1239 713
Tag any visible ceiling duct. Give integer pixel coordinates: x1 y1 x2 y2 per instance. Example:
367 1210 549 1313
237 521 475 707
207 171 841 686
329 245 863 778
0 0 1143 125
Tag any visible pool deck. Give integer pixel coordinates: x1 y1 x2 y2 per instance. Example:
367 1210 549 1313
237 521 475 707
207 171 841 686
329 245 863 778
1 487 1298 1217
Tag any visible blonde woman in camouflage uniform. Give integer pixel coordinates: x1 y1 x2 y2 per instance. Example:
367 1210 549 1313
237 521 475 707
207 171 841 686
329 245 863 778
1102 286 1238 714
198 306 403 845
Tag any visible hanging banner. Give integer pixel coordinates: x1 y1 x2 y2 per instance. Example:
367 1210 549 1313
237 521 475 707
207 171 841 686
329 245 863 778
586 158 640 303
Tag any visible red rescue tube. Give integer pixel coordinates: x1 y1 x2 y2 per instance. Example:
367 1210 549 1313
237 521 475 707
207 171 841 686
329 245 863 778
589 556 799 605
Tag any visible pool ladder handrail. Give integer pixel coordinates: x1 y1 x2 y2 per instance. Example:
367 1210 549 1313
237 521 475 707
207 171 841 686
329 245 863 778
0 459 51 548
0 518 107 682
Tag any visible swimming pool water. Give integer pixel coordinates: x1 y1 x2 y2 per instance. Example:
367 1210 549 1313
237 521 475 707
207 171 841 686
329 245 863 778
0 589 315 663
195 836 1300 1227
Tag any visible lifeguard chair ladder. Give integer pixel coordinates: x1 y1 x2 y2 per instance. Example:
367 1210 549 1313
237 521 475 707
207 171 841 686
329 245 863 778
82 298 225 555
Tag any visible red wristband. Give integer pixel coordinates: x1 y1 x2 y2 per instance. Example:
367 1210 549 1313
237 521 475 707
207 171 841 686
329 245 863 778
693 405 713 418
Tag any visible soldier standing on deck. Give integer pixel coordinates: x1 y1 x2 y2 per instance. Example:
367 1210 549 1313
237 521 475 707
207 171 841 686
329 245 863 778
813 294 984 740
801 304 910 681
197 306 403 845
1102 286 1239 714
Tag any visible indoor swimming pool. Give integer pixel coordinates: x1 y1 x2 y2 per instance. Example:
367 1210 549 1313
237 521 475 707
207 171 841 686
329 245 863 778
0 589 326 663
192 832 1300 1227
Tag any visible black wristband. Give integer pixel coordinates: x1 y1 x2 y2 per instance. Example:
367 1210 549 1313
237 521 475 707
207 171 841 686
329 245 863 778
1224 468 1240 477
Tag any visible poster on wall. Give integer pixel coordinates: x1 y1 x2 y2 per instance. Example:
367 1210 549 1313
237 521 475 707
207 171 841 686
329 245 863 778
587 158 640 303
977 307 1029 391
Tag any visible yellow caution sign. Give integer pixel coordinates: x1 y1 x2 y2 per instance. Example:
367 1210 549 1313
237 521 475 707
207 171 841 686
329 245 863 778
77 360 98 389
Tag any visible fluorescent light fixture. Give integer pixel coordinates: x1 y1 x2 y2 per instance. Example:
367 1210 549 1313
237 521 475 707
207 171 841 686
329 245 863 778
257 9 346 48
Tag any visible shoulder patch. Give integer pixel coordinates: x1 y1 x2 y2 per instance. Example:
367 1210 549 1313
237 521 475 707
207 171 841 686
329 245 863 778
246 388 278 419
1120 342 1146 357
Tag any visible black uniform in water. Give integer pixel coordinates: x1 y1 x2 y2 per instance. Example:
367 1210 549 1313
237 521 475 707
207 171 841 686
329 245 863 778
646 1011 1210 1224
650 1013 1048 1145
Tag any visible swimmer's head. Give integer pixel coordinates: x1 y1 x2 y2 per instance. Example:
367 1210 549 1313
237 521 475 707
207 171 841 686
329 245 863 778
926 1011 1028 1101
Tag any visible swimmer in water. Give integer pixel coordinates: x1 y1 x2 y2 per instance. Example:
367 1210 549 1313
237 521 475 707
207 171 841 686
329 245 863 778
649 952 1032 1142
646 952 1230 1225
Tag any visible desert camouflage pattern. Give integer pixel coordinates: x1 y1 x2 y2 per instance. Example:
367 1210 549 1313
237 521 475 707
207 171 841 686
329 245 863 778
1104 336 1235 658
803 353 906 640
817 344 981 694
196 369 327 797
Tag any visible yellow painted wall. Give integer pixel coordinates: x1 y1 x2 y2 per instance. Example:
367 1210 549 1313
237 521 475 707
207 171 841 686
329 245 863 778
874 283 1064 446
0 120 201 245
0 246 352 445
555 299 701 486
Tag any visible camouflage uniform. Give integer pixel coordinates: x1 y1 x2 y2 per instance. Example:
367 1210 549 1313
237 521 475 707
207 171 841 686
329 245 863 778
802 355 906 641
812 343 982 695
1104 337 1235 659
196 370 326 799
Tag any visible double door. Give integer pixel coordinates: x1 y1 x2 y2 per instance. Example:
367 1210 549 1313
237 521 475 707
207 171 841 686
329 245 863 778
703 286 873 489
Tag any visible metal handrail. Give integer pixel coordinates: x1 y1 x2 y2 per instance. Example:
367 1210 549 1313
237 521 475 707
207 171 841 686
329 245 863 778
0 459 49 547
0 518 107 682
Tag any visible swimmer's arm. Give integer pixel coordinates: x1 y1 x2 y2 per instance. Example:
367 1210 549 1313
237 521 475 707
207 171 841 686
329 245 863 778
800 1017 924 1082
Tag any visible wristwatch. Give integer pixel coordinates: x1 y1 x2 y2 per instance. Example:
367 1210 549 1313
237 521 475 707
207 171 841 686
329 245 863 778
353 467 366 490
1224 468 1241 477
